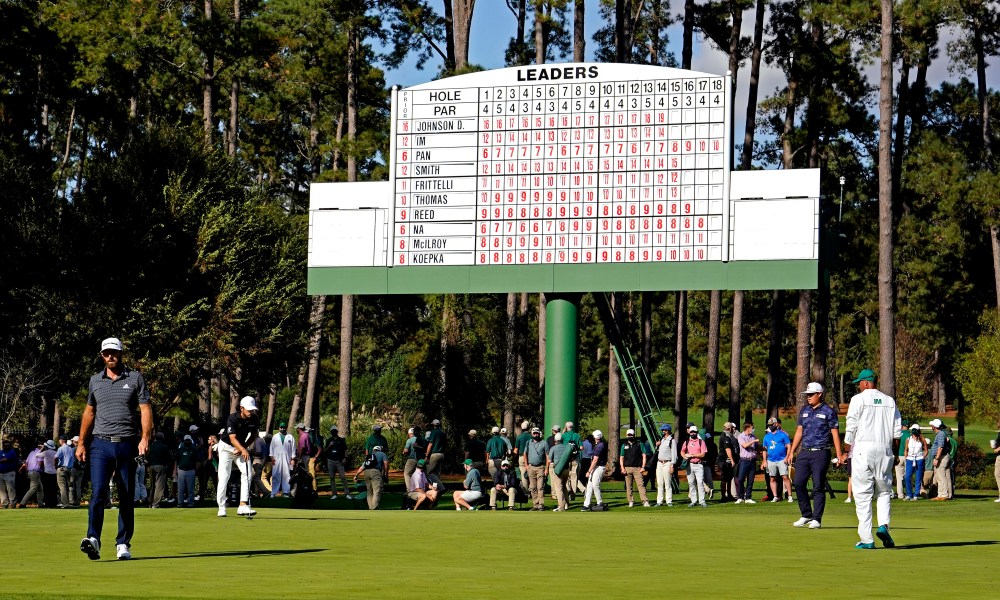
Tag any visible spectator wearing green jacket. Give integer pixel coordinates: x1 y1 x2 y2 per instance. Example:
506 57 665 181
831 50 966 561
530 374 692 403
561 422 581 500
485 427 508 480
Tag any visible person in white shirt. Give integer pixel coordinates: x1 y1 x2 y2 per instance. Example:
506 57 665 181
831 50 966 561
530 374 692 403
903 424 928 500
654 424 677 506
843 368 902 550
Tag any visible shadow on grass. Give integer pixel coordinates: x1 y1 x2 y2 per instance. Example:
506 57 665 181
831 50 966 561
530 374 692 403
894 540 999 550
263 516 370 521
125 548 326 561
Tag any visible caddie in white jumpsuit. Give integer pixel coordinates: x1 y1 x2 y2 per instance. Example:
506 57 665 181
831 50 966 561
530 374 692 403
843 368 901 549
269 422 295 497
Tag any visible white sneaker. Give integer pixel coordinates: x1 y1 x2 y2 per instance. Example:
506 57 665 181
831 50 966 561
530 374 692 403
787 496 794 502
345 494 354 500
735 499 744 504
217 508 226 517
628 502 634 508
808 520 822 529
116 544 131 560
455 506 461 511
744 499 756 504
845 498 853 503
770 497 779 503
194 495 201 502
995 497 1000 503
643 502 651 507
237 505 257 516
792 517 810 527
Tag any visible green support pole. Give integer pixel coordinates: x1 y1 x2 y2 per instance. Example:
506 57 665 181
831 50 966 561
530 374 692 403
544 293 581 431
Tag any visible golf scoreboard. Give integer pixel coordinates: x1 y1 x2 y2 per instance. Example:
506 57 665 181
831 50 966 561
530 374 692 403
307 63 820 294
392 63 729 267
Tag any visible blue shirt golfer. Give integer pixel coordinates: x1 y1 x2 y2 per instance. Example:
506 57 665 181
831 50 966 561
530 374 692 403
77 337 152 561
789 382 844 529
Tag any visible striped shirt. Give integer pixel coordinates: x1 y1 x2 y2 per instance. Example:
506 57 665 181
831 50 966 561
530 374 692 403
87 367 150 438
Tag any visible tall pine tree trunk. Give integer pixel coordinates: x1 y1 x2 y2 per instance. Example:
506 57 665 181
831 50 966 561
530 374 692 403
503 292 517 433
573 0 585 62
452 0 476 71
674 292 688 434
338 295 354 435
607 292 621 472
704 290 721 432
227 0 240 156
534 0 549 63
877 0 896 397
729 290 744 423
766 291 782 416
682 0 695 69
303 295 325 429
203 0 214 144
538 293 546 416
265 384 276 433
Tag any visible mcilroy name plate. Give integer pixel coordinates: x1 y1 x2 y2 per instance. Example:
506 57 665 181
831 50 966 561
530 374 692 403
390 63 731 267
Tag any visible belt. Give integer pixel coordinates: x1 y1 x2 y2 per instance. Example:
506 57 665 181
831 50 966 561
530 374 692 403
94 435 136 443
803 447 830 451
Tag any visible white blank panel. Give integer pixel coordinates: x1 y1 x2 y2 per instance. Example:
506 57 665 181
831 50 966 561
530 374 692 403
731 199 817 260
309 210 379 267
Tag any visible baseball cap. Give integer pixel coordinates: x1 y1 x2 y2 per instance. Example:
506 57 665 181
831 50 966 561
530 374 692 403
554 433 563 442
100 337 122 352
500 427 508 434
852 369 876 384
71 436 79 442
183 434 193 442
431 419 441 425
58 435 67 441
463 458 473 466
626 428 635 436
468 429 477 436
373 446 382 452
929 418 943 428
491 426 500 434
767 417 778 425
593 430 603 439
501 460 510 466
296 423 305 429
416 459 426 468
521 420 530 430
373 425 382 431
688 426 698 434
551 424 560 432
800 382 825 395
659 423 672 432
330 425 338 432
239 396 258 412
531 427 541 434
189 425 199 432
279 421 287 427
909 423 920 430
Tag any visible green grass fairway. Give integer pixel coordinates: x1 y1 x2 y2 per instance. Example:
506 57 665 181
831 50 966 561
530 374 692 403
3 482 999 599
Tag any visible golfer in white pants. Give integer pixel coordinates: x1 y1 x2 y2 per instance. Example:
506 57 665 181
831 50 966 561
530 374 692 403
582 430 607 510
655 424 676 506
217 396 260 517
844 369 901 549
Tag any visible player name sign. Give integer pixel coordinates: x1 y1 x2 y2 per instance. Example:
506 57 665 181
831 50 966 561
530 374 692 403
391 63 730 267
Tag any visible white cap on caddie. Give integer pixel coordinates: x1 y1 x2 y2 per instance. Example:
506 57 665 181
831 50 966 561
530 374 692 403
239 396 258 411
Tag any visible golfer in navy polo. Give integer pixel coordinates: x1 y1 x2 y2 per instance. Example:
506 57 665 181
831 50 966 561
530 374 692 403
77 337 152 561
789 382 844 529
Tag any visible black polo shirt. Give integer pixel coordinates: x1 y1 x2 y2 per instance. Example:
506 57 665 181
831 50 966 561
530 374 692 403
88 367 150 438
224 412 259 448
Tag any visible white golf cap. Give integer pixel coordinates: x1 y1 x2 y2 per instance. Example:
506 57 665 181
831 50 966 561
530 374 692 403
554 433 563 442
800 382 824 395
189 425 199 432
100 337 122 352
431 419 441 425
521 420 530 429
551 424 560 432
593 430 603 439
468 429 477 436
910 423 920 430
71 436 80 442
239 396 258 411
183 434 193 442
500 427 508 434
373 446 382 452
491 426 500 434
296 423 305 429
626 428 635 435
929 418 943 428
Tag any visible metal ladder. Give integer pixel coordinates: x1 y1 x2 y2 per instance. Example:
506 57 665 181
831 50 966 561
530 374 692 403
592 292 666 445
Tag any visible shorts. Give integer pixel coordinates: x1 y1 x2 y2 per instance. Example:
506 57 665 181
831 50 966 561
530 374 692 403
767 460 789 477
460 490 482 503
407 491 424 501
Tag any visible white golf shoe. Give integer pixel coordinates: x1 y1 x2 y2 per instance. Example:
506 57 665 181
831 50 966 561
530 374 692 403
792 517 810 527
116 544 131 560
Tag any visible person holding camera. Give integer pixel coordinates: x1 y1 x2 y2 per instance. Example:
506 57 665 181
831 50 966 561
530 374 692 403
735 422 758 504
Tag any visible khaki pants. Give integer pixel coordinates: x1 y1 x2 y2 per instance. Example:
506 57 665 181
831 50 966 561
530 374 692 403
552 468 568 509
364 469 383 510
567 459 580 496
490 486 516 508
518 455 529 489
894 460 905 497
934 455 952 498
20 471 44 506
402 458 417 492
527 465 546 509
624 466 648 504
994 455 1000 496
57 467 72 506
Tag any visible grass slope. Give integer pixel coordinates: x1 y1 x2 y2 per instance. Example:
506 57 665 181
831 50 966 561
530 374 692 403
3 482 998 599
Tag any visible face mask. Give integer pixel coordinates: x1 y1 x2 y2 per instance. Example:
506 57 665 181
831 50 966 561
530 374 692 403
750 429 755 435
